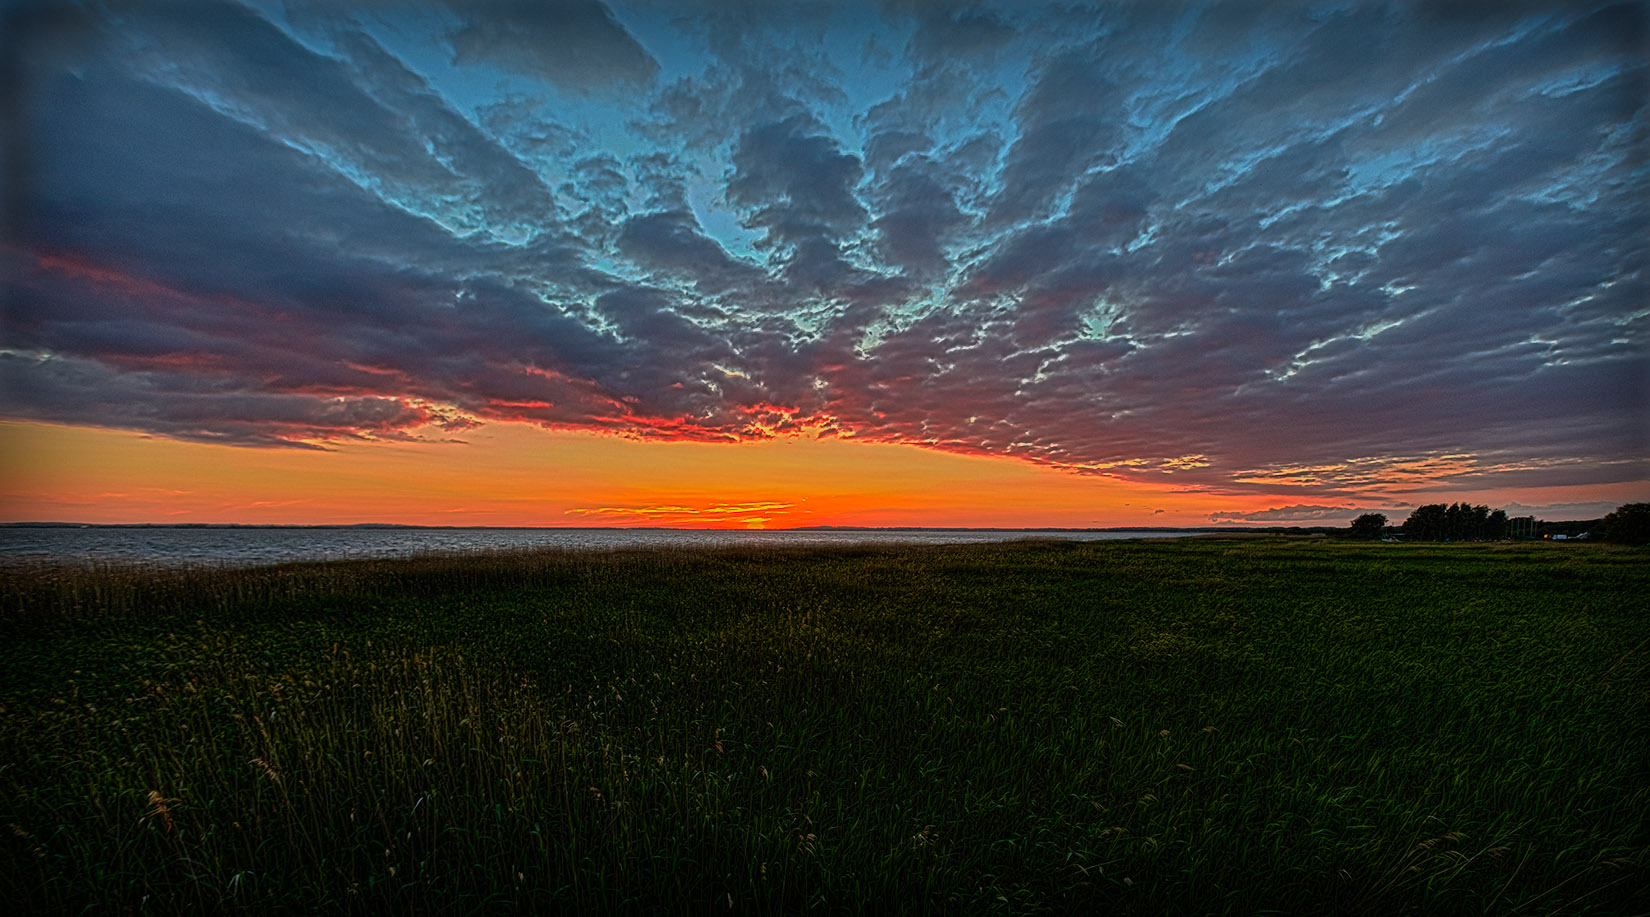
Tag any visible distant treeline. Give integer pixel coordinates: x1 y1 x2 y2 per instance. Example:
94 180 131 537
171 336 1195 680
1401 503 1509 541
1349 502 1649 544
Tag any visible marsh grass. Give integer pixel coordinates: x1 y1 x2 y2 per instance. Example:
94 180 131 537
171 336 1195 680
1 538 1646 913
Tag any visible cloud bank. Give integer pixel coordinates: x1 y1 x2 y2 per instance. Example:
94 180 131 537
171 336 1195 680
2 0 1645 503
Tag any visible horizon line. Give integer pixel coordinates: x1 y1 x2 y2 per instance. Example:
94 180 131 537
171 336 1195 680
0 521 1298 531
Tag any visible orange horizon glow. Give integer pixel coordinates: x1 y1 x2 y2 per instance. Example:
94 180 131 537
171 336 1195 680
1 420 1640 528
1 419 1250 528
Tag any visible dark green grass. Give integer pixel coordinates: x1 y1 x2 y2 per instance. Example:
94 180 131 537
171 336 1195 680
1 538 1646 914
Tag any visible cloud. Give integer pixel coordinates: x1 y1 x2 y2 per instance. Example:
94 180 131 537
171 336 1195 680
1207 505 1363 524
564 501 798 526
446 0 659 95
985 49 1126 229
1501 501 1623 521
616 209 763 292
0 350 470 449
869 157 966 279
727 113 868 244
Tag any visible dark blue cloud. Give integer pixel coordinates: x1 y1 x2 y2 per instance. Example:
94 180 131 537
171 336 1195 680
445 0 659 95
2 0 1644 500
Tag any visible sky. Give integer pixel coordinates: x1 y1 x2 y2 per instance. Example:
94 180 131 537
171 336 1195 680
0 0 1646 528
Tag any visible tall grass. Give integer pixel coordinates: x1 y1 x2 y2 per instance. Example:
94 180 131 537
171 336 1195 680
2 539 1646 913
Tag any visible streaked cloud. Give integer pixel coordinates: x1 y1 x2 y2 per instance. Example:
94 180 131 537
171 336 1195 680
565 501 798 526
1209 505 1366 524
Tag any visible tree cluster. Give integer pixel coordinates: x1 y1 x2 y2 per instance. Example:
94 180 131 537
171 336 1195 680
1400 503 1508 542
1597 503 1650 545
1348 513 1387 539
1353 501 1646 544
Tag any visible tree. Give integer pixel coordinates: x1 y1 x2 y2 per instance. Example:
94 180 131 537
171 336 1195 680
1402 503 1502 541
1445 502 1466 539
1597 503 1650 545
1487 509 1509 541
1350 513 1387 539
1403 504 1447 541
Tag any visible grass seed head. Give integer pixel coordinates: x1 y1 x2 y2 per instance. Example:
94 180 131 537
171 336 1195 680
250 758 282 782
145 791 176 834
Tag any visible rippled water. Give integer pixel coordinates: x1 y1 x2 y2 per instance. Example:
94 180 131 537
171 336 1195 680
0 526 1192 568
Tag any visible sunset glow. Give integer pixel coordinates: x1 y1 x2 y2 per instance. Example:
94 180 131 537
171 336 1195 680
2 420 1273 528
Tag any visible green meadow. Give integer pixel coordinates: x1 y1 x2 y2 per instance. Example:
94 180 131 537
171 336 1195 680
1 538 1645 914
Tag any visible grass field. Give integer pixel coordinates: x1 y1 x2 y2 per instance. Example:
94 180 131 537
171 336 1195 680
1 537 1646 914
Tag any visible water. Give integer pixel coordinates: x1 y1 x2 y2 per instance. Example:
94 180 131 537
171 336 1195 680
0 526 1193 568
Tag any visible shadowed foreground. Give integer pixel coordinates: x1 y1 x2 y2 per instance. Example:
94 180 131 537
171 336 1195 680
2 538 1646 914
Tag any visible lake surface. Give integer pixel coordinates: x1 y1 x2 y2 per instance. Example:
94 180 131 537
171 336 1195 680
0 526 1195 568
